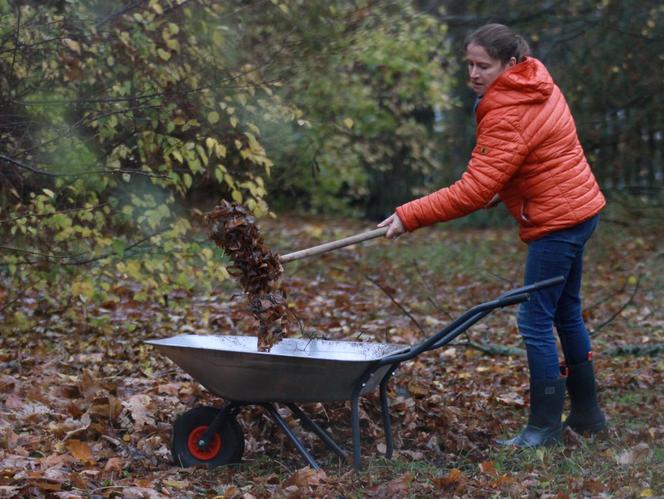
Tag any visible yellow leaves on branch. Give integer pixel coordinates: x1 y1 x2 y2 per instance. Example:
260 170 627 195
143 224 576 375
149 0 164 15
157 48 171 61
63 38 81 54
71 279 94 300
205 137 227 159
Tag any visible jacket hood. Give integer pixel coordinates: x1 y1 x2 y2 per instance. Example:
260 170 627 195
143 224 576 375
477 57 554 120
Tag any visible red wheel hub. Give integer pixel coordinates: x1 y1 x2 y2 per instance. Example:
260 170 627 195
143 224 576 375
187 426 222 461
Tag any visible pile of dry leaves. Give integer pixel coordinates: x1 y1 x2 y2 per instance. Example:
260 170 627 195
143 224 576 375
206 201 290 351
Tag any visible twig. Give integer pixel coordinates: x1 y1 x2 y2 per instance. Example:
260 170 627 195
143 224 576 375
585 278 628 312
9 1 20 80
409 258 452 320
484 271 515 286
605 343 664 357
0 283 34 314
460 339 526 357
364 274 427 336
591 273 642 334
0 202 109 225
95 0 147 28
0 153 169 179
0 228 166 266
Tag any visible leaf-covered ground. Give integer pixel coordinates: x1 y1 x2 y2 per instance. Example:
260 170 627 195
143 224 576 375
1 213 662 498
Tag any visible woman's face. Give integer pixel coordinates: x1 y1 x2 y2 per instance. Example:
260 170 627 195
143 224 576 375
465 42 515 96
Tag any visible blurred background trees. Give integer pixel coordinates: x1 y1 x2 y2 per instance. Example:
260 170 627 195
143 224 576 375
436 0 664 200
1 0 662 322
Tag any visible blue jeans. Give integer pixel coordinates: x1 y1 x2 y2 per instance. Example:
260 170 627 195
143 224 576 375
518 215 599 380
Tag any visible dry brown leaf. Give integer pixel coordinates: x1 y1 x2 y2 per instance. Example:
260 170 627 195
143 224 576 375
26 476 64 492
163 479 189 490
123 394 155 430
0 426 18 449
66 439 95 464
88 395 123 422
221 485 241 498
122 487 168 499
407 380 429 397
78 370 102 399
104 457 124 473
0 375 16 393
616 442 651 465
284 467 326 488
434 468 464 490
479 460 497 475
367 472 414 497
495 391 525 406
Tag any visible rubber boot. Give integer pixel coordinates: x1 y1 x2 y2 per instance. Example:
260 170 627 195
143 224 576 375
497 377 565 448
564 359 607 434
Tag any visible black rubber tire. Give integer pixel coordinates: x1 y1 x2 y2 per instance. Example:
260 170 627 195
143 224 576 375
171 406 244 468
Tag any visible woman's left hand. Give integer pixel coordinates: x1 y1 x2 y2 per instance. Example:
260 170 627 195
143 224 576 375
378 213 406 239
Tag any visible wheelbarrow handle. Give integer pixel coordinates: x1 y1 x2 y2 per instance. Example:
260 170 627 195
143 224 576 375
375 276 565 366
279 227 388 264
501 275 565 297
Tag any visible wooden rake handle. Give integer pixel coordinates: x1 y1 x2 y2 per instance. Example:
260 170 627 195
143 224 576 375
279 227 388 264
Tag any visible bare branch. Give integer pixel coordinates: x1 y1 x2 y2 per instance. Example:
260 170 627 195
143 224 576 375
95 0 147 29
591 273 642 335
364 273 427 336
0 154 170 179
0 228 167 266
0 202 109 225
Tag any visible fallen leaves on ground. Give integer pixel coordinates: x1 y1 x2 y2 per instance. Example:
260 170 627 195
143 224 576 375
0 214 662 497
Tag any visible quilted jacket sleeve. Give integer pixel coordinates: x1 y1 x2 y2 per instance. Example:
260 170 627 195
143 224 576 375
396 116 529 232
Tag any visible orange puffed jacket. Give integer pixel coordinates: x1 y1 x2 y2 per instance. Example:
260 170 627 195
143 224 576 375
396 57 605 243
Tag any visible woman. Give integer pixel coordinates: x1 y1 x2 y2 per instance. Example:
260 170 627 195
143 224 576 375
379 24 607 447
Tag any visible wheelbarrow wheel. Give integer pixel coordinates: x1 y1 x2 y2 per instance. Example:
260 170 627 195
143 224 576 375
171 406 244 468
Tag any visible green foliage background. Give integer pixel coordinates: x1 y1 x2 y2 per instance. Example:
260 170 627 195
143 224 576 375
1 0 662 330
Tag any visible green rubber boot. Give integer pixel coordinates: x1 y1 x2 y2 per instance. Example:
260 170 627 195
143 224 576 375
497 377 565 448
565 359 607 435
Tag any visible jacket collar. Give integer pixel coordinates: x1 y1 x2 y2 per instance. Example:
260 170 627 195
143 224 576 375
476 57 554 122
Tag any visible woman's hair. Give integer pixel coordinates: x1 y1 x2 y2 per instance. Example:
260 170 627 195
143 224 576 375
464 24 531 64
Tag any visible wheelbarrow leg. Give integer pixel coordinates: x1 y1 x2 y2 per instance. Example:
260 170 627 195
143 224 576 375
262 403 321 470
351 383 363 470
379 367 397 460
286 403 348 462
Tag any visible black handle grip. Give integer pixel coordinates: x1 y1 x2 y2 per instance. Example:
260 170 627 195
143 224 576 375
522 276 565 293
497 292 530 307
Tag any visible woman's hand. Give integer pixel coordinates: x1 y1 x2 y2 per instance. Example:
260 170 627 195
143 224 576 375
378 213 406 239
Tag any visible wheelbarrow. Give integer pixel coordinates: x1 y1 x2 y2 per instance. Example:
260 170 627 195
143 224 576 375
147 275 564 470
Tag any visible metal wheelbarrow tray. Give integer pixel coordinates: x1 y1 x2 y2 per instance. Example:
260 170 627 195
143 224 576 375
147 276 564 470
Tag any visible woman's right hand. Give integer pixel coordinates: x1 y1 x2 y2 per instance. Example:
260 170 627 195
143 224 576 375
378 213 406 240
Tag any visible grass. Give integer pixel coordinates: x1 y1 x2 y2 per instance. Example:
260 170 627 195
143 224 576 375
254 213 663 496
3 208 660 497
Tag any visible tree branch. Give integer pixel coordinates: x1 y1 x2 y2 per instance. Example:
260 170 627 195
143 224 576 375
0 203 108 225
0 154 169 179
606 343 664 357
364 273 427 336
0 228 167 266
591 273 642 335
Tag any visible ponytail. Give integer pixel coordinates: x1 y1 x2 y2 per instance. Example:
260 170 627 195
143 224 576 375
464 24 531 64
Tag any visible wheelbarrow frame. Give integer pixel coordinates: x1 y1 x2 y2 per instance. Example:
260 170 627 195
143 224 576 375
157 276 563 470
